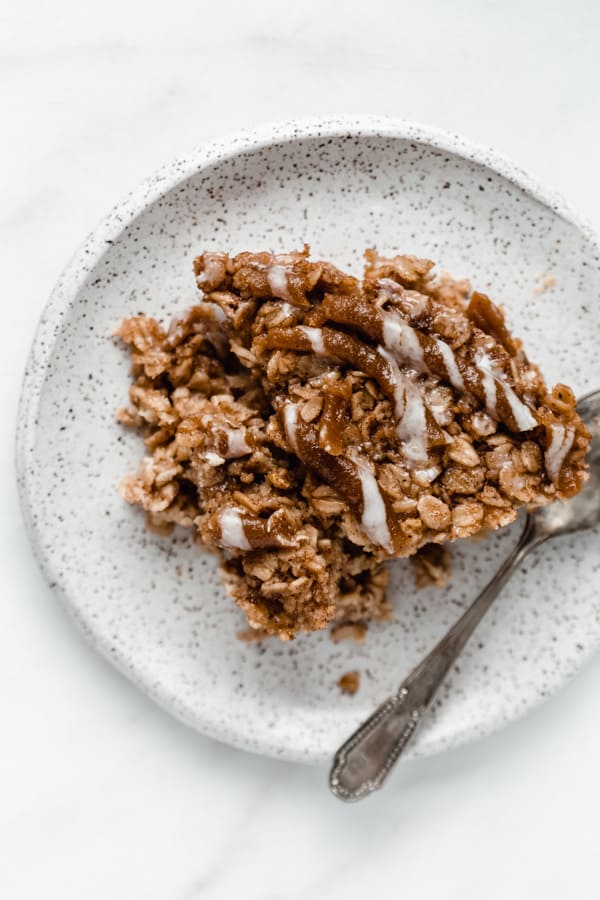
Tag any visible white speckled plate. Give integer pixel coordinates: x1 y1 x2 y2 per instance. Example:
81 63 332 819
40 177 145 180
17 117 600 763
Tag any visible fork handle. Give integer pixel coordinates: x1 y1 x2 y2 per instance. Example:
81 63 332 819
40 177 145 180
329 515 543 801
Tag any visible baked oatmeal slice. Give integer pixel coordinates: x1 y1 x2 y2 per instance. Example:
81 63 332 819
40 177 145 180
116 247 590 639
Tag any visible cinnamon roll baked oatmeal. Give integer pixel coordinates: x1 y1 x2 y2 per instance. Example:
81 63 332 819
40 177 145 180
115 247 590 640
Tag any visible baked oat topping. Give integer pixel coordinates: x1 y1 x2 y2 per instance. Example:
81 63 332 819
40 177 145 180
338 671 361 695
115 247 590 640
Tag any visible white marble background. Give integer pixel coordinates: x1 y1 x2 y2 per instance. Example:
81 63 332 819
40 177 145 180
2 1 600 897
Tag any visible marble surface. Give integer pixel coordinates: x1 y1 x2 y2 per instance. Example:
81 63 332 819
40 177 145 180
3 1 600 897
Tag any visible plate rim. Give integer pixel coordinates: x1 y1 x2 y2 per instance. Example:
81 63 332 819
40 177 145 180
15 114 600 763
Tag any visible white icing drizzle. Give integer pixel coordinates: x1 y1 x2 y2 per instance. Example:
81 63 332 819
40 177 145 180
427 394 450 425
382 309 534 430
475 351 498 419
218 508 250 550
351 455 393 553
475 350 537 431
379 347 406 422
435 338 465 391
379 347 429 463
400 385 430 463
500 383 538 431
268 264 292 301
545 424 574 483
279 302 294 318
299 326 326 355
199 413 251 460
283 402 299 452
224 427 251 458
381 309 464 392
283 401 392 550
383 311 537 431
382 312 425 370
